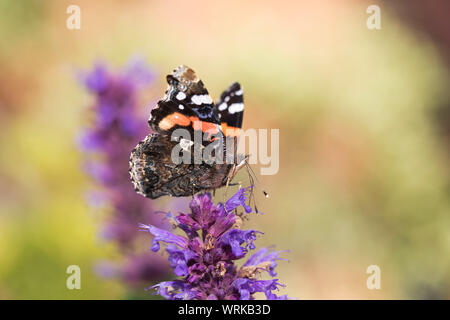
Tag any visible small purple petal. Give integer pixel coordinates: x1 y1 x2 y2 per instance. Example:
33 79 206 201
225 186 253 213
233 278 286 300
149 281 199 300
208 210 235 238
166 245 197 277
219 229 262 259
244 247 288 277
188 192 223 228
140 224 188 252
177 213 201 231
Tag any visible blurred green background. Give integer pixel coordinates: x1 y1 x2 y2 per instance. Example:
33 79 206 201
0 0 449 299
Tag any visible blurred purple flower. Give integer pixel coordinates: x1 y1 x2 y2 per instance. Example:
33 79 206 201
141 188 288 300
78 58 167 285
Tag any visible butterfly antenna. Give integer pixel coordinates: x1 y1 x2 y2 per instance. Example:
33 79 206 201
244 161 269 214
245 160 269 198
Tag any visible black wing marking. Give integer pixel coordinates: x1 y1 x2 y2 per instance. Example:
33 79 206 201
215 82 244 130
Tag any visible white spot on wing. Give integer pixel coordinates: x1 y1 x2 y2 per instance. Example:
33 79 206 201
191 96 202 105
192 94 212 105
178 104 184 110
228 103 244 114
204 95 213 104
191 95 201 105
176 92 186 100
218 103 228 111
235 89 243 96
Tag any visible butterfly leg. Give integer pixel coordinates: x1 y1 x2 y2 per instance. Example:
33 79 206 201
224 169 234 203
223 154 249 202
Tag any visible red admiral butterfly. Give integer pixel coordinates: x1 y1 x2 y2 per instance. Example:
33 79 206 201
129 65 246 199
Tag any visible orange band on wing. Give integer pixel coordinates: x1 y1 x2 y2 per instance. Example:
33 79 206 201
221 123 241 137
190 117 219 135
158 112 191 130
159 113 221 136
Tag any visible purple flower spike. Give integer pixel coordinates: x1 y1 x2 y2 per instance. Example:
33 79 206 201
142 188 289 300
79 59 167 286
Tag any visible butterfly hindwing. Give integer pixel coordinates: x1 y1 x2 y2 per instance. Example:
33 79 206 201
129 132 232 199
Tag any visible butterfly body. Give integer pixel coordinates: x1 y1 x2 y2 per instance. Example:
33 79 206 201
129 65 245 199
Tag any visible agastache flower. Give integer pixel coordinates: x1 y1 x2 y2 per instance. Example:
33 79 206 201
78 58 168 285
141 187 288 300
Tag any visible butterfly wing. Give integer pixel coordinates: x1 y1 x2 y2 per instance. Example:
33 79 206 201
129 133 231 199
129 133 199 198
215 82 244 138
148 65 222 144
